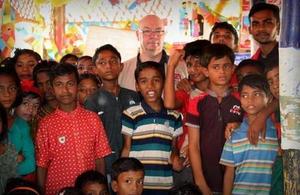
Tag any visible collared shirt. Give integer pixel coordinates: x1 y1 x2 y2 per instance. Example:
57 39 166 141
118 50 188 91
220 117 278 195
186 90 243 193
175 88 204 149
122 101 183 190
252 43 279 68
36 105 111 195
84 87 140 174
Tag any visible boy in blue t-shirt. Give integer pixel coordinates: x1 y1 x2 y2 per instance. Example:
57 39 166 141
121 61 183 195
220 74 278 195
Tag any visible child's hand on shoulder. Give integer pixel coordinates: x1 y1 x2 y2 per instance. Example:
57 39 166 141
176 78 193 93
225 122 240 139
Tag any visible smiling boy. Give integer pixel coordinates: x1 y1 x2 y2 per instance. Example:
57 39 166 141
121 61 183 195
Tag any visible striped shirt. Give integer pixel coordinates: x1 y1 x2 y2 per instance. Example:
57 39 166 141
122 101 183 190
220 117 278 195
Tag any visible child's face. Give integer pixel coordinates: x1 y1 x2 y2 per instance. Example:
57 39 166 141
15 54 38 81
94 50 122 81
203 56 234 87
136 67 163 106
77 59 95 75
36 72 56 102
186 55 206 83
240 85 269 117
0 75 18 110
112 170 144 195
237 65 262 82
211 28 236 50
52 73 78 109
82 182 108 195
266 67 279 99
78 78 98 105
16 97 40 121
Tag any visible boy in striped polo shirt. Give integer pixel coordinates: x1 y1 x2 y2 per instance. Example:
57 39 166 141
121 61 183 195
220 74 278 195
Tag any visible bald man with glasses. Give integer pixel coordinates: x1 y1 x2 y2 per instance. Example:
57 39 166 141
119 14 187 91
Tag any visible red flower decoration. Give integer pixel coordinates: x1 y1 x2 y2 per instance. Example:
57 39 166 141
21 79 41 96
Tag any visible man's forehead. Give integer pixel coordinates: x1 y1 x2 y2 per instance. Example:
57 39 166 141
139 15 164 28
251 10 276 21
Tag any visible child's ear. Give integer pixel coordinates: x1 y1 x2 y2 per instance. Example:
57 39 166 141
202 67 209 77
135 82 140 92
111 180 118 192
268 94 274 104
276 22 280 35
248 26 253 35
120 62 124 72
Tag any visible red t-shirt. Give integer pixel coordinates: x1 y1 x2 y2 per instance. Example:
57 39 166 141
36 106 111 195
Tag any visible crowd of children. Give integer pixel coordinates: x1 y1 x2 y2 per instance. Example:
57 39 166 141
0 2 283 195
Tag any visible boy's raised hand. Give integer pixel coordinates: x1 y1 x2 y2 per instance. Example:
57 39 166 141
168 49 184 69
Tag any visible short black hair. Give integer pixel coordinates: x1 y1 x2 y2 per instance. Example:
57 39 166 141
0 103 8 142
183 39 211 60
17 91 41 105
134 61 165 82
0 67 22 109
249 3 280 22
33 60 58 87
264 63 279 76
93 44 121 64
12 48 42 66
57 187 81 195
170 183 202 195
200 43 235 68
0 57 15 72
60 54 78 64
78 55 93 62
235 59 264 81
4 177 42 195
75 170 108 190
111 157 144 181
79 73 101 86
209 22 239 44
238 74 271 97
50 63 79 85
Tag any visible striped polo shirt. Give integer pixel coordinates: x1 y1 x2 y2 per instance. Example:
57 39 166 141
220 117 278 195
122 101 183 190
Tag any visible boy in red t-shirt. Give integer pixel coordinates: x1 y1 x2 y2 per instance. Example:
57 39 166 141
164 40 211 186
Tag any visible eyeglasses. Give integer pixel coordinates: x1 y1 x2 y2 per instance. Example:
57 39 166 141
139 29 165 36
